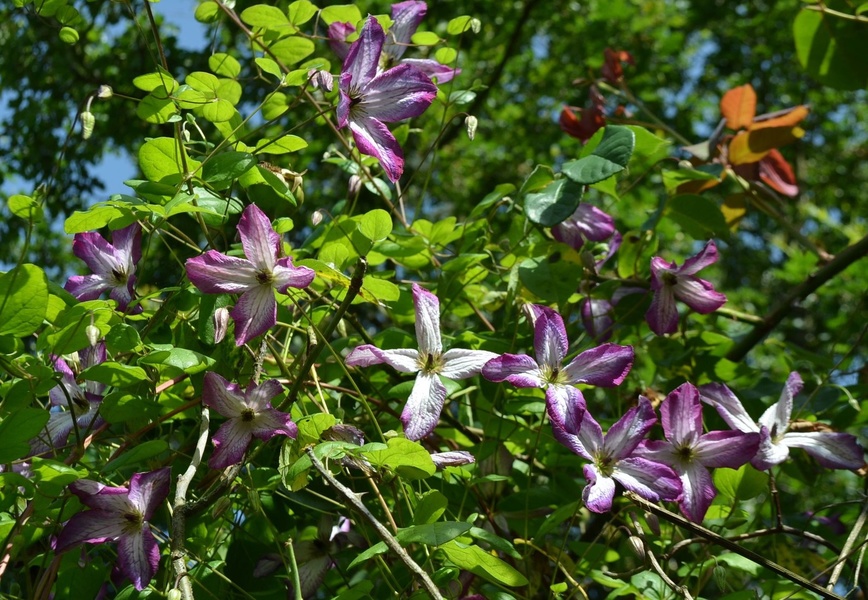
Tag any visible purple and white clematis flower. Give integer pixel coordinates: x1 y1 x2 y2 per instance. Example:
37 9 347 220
646 240 727 335
482 304 634 429
185 204 315 346
65 223 142 313
55 467 171 591
31 343 107 456
634 383 760 522
328 2 460 83
700 372 864 471
551 203 616 251
202 372 298 470
555 395 682 513
345 284 497 440
337 16 438 182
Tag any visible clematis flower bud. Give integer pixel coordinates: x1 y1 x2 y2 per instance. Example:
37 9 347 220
213 307 230 344
85 324 101 347
96 85 113 99
465 115 478 140
80 111 95 140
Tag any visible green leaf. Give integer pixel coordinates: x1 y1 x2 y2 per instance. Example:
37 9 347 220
139 137 198 184
627 125 671 176
64 205 132 234
348 541 389 568
296 413 337 446
359 209 392 242
202 152 257 188
269 37 316 66
435 47 457 64
208 53 241 78
794 7 868 91
518 165 554 195
361 276 400 303
468 527 521 559
195 0 221 23
616 230 658 279
187 188 244 227
139 346 215 375
714 465 768 501
288 0 318 25
666 194 729 239
524 178 584 226
0 264 48 337
41 303 115 355
137 91 179 124
102 440 168 473
661 165 722 194
411 31 440 46
397 522 472 546
440 541 528 587
132 68 177 93
562 125 635 185
256 135 308 154
105 323 143 354
320 5 362 26
101 391 159 425
8 194 42 222
518 256 581 305
414 490 449 525
82 362 150 387
447 16 475 35
201 98 236 123
240 4 291 30
0 409 50 462
362 438 436 479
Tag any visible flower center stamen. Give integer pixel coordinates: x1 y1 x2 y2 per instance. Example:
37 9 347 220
241 408 256 422
256 270 273 285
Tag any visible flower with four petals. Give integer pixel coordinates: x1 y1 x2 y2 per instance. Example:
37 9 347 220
65 223 142 313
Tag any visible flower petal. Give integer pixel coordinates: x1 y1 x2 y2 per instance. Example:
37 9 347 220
582 464 616 513
693 430 761 469
117 527 160 591
752 429 790 470
55 510 127 551
348 114 405 183
548 387 591 459
64 274 111 302
673 276 726 314
69 479 131 511
343 16 384 89
111 223 142 268
614 457 682 503
440 349 499 379
251 408 298 441
210 420 254 469
481 353 543 388
244 379 284 411
659 383 701 446
783 432 865 470
698 383 759 433
72 231 122 276
272 257 315 293
580 299 614 343
238 204 279 272
412 284 442 356
185 251 258 294
387 1 427 57
328 21 355 62
128 468 171 520
401 58 460 83
345 345 420 373
202 372 246 418
758 371 801 434
231 284 277 346
603 396 657 460
401 372 447 440
677 461 716 523
645 287 679 335
430 451 475 469
533 311 568 371
572 406 604 456
678 240 719 276
562 343 634 387
359 63 437 123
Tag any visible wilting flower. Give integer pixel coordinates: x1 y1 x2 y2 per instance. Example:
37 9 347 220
337 16 438 182
551 203 615 250
700 372 864 471
202 372 298 469
346 284 497 440
31 343 106 456
482 304 633 428
646 240 727 335
185 204 315 346
65 223 142 313
430 451 475 469
55 468 171 591
328 1 460 83
634 383 760 522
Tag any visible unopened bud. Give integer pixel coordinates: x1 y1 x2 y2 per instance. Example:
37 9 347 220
213 307 230 344
85 324 101 347
80 111 95 140
465 115 478 141
97 85 113 99
311 209 326 227
167 590 182 600
348 174 362 198
644 512 660 536
470 18 481 33
712 564 726 590
627 535 645 560
308 69 334 92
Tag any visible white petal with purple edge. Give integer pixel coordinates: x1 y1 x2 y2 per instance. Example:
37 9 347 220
752 434 790 470
346 345 420 372
210 420 254 469
603 397 657 459
660 383 702 446
343 16 384 89
244 379 284 411
251 408 298 441
693 430 760 469
186 251 258 294
758 372 799 434
481 353 543 387
412 284 442 356
698 383 759 433
534 312 568 370
678 240 719 276
401 372 447 440
401 58 460 83
614 457 682 502
238 204 279 272
678 461 716 523
272 258 315 293
440 349 498 379
673 277 726 314
582 464 616 513
128 468 171 520
65 274 111 302
117 527 160 591
388 1 427 53
110 224 142 267
348 115 405 182
231 284 278 345
783 432 865 470
360 64 437 122
202 372 246 418
562 343 633 387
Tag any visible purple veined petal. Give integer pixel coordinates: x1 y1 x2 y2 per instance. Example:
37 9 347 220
358 63 437 122
210 419 255 469
580 298 614 343
294 555 332 599
595 231 622 271
632 439 675 465
328 21 355 62
72 231 122 276
238 204 280 272
582 464 616 513
116 526 160 591
32 411 77 455
244 379 285 411
673 276 727 314
251 408 298 441
645 286 679 335
108 277 136 312
345 345 420 373
648 257 677 291
343 16 384 90
693 430 761 469
614 457 682 503
69 479 131 511
387 1 427 59
400 58 460 83
185 251 258 294
272 257 315 293
337 80 353 129
412 284 442 356
481 353 543 388
110 223 143 268
55 510 127 551
698 383 759 434
562 343 634 387
127 468 171 520
202 372 246 418
524 303 559 326
49 358 79 407
758 372 801 435
348 114 405 183
440 349 499 379
677 461 716 523
401 372 447 440
573 407 604 455
545 384 585 433
603 396 658 460
65 274 111 302
782 432 865 470
533 312 568 372
552 204 615 249
751 430 790 470
430 451 475 469
82 343 107 370
678 240 719 276
230 284 278 346
659 383 702 447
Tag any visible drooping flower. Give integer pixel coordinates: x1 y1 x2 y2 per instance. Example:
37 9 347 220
634 383 760 522
55 468 171 591
345 284 497 440
430 450 475 469
646 240 727 335
185 203 315 346
337 16 438 182
202 372 298 469
482 304 634 429
328 2 460 83
555 395 682 513
699 372 865 471
31 343 107 456
64 223 142 313
551 203 616 251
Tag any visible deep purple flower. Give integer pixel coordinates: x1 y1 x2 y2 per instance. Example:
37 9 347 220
555 395 682 513
55 468 171 591
346 284 497 440
552 204 616 251
482 304 634 430
580 299 615 343
700 372 865 471
185 204 315 346
634 383 760 522
337 16 438 182
202 372 298 469
65 224 142 313
646 240 727 335
31 343 107 456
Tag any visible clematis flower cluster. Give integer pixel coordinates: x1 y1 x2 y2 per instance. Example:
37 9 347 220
65 223 142 313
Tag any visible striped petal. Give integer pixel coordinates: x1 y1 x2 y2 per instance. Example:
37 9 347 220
401 372 447 440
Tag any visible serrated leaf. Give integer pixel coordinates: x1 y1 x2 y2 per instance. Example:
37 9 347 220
0 264 48 337
524 178 584 226
562 125 635 185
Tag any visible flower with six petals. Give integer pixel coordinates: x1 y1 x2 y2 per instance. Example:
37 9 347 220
65 223 142 313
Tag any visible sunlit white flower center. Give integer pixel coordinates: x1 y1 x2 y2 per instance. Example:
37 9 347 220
110 267 129 286
594 451 615 477
541 365 568 386
417 352 444 374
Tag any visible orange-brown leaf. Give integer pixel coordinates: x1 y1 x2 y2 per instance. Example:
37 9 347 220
728 126 804 165
720 85 756 130
751 105 809 130
722 194 747 230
